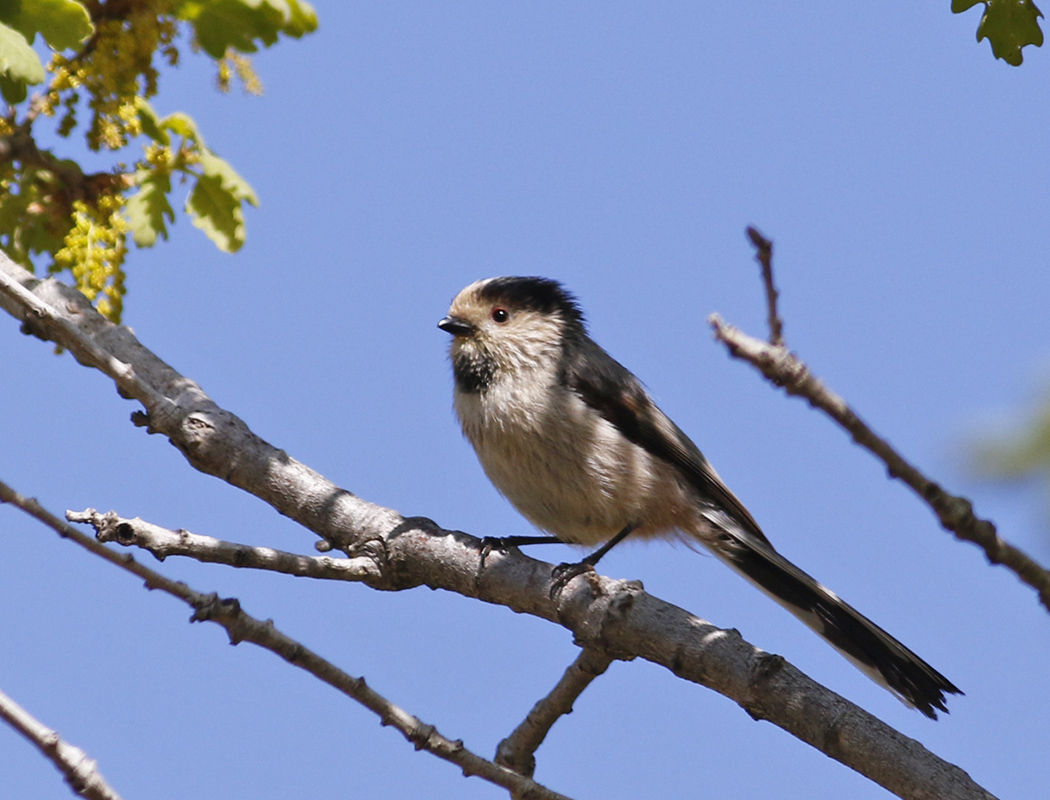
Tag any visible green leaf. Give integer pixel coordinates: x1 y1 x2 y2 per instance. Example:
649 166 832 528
0 21 44 93
179 0 318 59
134 98 169 145
161 111 200 140
126 168 175 248
0 1 18 25
185 146 258 252
186 173 247 252
145 106 257 252
0 174 32 233
199 149 259 206
0 166 72 264
0 0 94 50
953 0 1044 65
0 72 27 102
284 0 318 37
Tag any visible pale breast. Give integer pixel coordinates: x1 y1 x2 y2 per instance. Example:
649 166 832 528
455 375 691 545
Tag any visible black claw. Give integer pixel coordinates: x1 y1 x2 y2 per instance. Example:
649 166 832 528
479 536 509 569
549 561 595 598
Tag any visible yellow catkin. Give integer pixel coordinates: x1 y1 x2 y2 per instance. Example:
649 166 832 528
217 50 263 95
53 195 129 323
47 3 181 152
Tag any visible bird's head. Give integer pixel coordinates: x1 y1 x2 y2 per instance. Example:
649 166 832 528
438 276 585 393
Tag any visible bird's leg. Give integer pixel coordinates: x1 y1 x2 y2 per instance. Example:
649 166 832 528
479 534 565 568
487 535 566 548
549 524 637 597
581 524 638 567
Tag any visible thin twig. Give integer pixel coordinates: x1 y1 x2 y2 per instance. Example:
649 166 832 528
71 508 382 582
0 117 124 202
746 226 784 346
0 686 123 800
0 481 573 800
710 235 1050 613
496 648 614 779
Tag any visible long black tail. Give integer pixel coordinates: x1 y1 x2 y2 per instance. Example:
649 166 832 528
702 511 962 718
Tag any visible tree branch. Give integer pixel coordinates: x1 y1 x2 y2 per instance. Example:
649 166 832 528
0 481 572 800
70 505 617 779
746 226 784 346
0 252 997 800
0 686 123 800
71 508 382 582
0 122 125 204
496 648 614 778
67 509 992 800
708 233 1050 613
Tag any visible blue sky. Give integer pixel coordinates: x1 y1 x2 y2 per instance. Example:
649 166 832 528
3 3 1049 798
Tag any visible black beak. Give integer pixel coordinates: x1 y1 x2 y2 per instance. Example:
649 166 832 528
438 316 475 337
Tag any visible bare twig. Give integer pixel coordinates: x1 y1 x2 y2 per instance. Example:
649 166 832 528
0 253 999 800
72 508 382 583
0 482 573 800
0 686 123 800
710 234 1050 613
746 226 784 346
496 648 614 778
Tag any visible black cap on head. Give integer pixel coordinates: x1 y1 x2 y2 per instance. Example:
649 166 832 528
477 277 585 332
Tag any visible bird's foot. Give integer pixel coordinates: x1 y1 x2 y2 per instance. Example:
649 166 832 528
479 534 564 569
479 536 511 569
549 560 595 598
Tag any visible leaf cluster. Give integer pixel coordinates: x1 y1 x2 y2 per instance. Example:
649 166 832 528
0 0 316 321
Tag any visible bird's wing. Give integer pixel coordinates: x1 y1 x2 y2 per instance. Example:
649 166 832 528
560 335 772 547
561 336 962 717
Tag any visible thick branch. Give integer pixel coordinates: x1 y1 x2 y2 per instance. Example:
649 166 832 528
0 686 123 800
709 314 1050 614
0 253 997 800
0 482 571 800
69 509 991 800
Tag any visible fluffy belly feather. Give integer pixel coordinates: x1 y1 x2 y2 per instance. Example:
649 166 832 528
455 383 689 544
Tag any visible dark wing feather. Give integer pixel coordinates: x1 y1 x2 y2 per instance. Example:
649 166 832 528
560 334 771 546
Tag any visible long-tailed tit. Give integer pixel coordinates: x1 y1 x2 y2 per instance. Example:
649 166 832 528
438 276 960 718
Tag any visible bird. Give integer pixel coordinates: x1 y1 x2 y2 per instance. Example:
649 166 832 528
437 275 961 718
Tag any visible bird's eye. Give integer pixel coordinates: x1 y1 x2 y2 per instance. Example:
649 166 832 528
491 307 509 323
